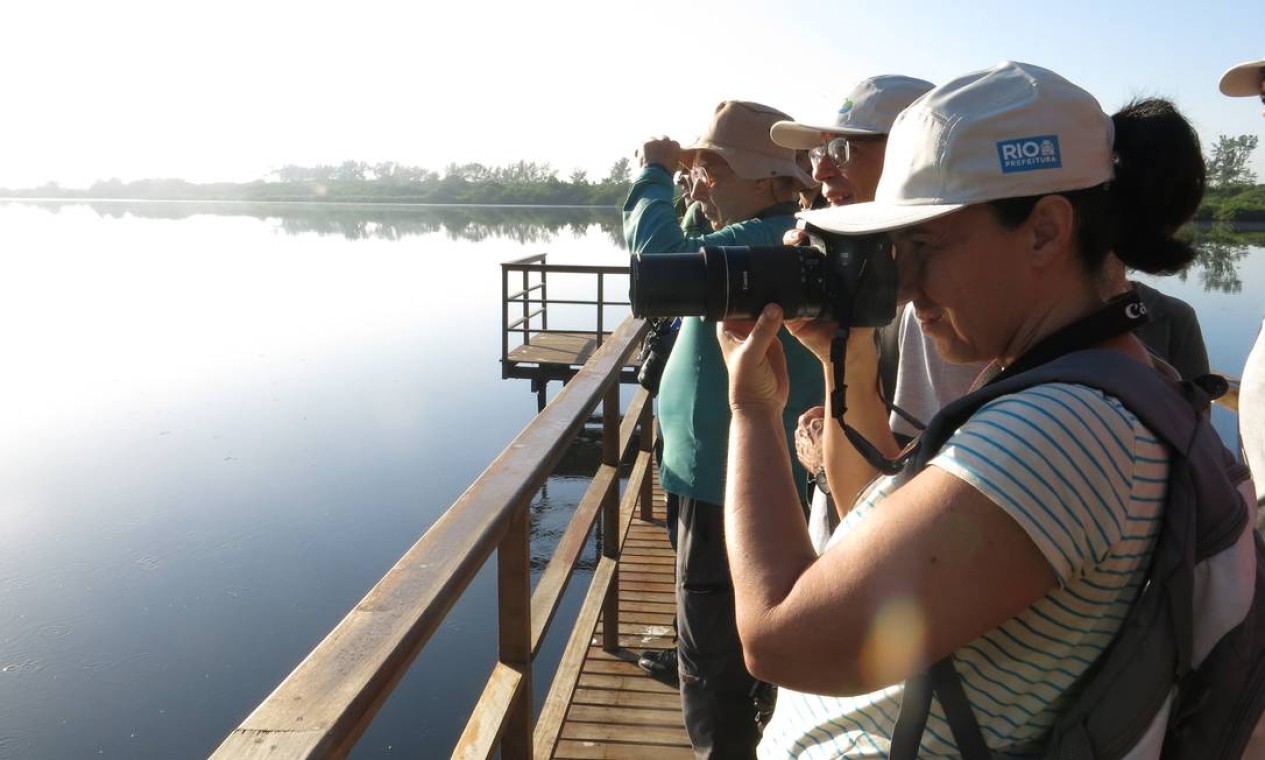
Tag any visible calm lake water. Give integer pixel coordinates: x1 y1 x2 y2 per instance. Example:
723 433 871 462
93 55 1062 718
0 200 1261 758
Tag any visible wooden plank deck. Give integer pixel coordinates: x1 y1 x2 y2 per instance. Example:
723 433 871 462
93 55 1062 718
508 332 615 369
505 331 643 410
549 475 691 759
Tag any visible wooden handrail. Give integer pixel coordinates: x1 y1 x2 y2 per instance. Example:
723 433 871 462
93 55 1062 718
507 308 547 331
510 298 632 308
211 316 652 759
504 253 549 267
506 283 546 301
528 389 651 657
504 263 629 275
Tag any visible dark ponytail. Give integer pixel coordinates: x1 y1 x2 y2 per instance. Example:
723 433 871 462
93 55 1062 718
1107 98 1205 275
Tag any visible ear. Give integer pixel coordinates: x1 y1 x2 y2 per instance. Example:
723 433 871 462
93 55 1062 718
1026 195 1076 269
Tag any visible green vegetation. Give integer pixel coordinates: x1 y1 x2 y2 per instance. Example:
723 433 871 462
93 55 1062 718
1197 184 1265 223
0 159 636 207
1196 134 1265 223
2 143 1263 219
1206 135 1259 190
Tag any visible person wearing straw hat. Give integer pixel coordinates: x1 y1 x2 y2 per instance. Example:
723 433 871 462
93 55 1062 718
623 100 824 758
714 61 1209 756
1219 56 1265 527
1220 56 1265 113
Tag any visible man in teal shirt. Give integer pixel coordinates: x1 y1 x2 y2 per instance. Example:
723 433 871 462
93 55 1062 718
624 100 823 758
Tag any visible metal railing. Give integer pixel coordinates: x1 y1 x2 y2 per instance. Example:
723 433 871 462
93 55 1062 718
211 316 653 759
500 253 631 374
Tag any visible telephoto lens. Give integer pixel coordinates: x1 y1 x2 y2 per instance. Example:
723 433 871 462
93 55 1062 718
630 246 829 321
628 229 896 327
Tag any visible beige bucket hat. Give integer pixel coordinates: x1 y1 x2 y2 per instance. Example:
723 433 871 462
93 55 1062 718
680 100 815 188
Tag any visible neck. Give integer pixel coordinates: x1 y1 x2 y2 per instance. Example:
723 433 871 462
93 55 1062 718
991 290 1152 383
997 283 1102 369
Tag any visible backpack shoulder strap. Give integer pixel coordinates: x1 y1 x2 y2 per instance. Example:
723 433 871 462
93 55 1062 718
913 349 1201 472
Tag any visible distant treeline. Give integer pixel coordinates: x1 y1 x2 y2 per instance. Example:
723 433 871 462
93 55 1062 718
0 159 636 207
1197 185 1265 223
4 157 1265 219
19 199 625 246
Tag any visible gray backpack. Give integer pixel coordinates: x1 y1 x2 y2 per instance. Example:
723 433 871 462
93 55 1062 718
890 349 1264 760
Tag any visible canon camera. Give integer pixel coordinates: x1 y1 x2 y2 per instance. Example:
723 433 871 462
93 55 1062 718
629 225 897 327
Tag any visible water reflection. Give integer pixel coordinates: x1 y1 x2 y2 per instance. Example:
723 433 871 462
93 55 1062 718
4 199 626 247
527 417 639 575
11 201 1265 292
1186 223 1265 293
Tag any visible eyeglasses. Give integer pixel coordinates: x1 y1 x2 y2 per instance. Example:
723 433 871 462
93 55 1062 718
689 164 718 189
808 137 862 168
673 170 691 194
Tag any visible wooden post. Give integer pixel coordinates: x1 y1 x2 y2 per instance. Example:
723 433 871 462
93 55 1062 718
498 506 532 759
501 264 510 378
541 263 548 333
520 266 531 346
596 272 605 347
601 383 621 652
639 395 655 523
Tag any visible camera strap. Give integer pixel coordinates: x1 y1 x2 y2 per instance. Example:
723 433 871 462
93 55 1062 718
830 290 1150 476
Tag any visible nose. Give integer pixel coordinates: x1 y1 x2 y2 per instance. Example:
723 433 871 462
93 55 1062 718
894 245 921 305
687 178 709 203
811 159 837 184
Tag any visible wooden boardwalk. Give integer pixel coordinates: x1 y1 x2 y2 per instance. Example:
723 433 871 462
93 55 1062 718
547 474 692 759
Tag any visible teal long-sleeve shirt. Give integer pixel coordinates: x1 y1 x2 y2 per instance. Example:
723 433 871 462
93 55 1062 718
623 166 825 505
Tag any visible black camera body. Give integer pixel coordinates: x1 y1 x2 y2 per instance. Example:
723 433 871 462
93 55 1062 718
636 317 678 395
629 224 897 328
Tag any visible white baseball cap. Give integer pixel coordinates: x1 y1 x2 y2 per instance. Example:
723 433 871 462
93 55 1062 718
1218 58 1265 97
799 61 1114 234
769 75 935 149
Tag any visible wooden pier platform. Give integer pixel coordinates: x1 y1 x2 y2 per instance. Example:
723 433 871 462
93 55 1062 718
505 331 642 411
546 473 692 759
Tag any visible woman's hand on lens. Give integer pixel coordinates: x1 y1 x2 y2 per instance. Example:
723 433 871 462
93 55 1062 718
785 318 838 364
786 320 878 370
718 304 789 416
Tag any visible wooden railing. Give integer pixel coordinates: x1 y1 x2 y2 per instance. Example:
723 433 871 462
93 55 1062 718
211 316 653 759
500 253 631 374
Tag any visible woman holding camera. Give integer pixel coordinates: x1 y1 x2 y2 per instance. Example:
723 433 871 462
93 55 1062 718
716 61 1207 757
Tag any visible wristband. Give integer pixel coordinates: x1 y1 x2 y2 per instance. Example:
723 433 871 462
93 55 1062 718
813 466 831 495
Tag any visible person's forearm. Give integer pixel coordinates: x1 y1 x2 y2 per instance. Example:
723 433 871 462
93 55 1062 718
725 407 819 638
623 167 696 254
822 335 900 518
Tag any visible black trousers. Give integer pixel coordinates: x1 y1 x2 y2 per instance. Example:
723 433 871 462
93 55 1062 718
675 494 760 759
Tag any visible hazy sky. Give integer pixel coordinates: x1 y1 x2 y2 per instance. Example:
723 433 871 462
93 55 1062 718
3 0 1262 189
